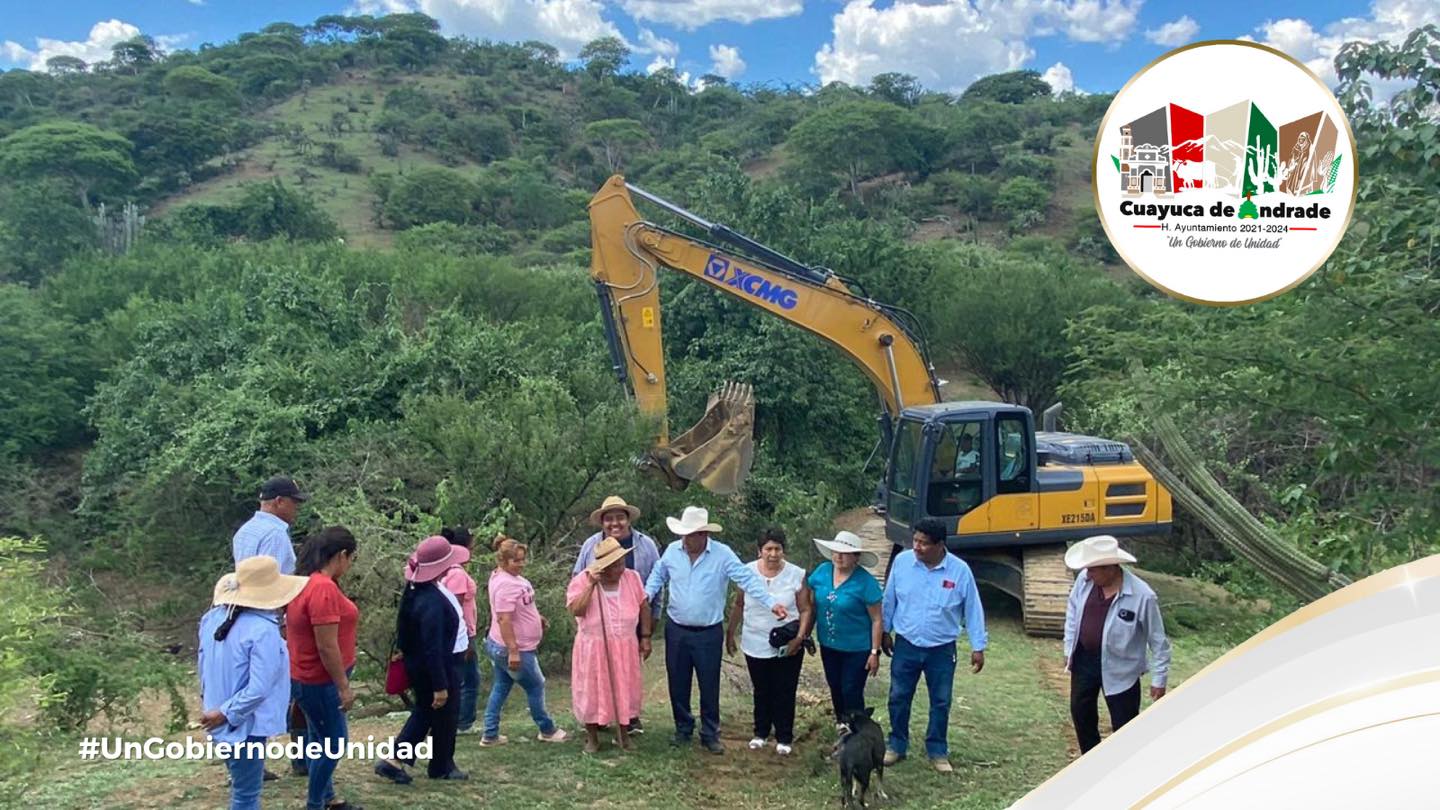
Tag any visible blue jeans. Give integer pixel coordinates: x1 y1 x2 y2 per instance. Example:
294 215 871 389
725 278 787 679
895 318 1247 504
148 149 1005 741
224 735 267 810
887 635 958 758
483 637 556 739
295 672 350 810
819 645 871 720
458 642 481 731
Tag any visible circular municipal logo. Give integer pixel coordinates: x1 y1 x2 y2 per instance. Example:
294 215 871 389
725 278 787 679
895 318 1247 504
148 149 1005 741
1093 40 1358 305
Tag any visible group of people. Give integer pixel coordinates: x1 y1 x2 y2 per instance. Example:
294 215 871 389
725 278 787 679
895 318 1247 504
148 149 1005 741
200 477 1173 809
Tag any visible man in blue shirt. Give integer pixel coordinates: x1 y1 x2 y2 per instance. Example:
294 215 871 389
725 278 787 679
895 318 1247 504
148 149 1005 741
231 474 307 778
232 476 307 574
645 506 787 754
880 518 987 773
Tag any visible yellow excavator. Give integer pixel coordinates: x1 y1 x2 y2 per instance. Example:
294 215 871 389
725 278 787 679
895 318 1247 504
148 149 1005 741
588 175 1172 636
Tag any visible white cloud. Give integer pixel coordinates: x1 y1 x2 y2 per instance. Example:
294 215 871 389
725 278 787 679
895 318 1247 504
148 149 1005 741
186 0 206 6
708 43 745 79
1145 15 1199 47
1 19 146 71
349 0 621 58
813 0 1142 93
637 27 678 58
1246 0 1436 86
617 0 803 30
1040 61 1075 94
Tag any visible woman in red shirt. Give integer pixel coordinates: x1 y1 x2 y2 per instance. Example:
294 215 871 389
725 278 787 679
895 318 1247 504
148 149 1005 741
288 526 362 810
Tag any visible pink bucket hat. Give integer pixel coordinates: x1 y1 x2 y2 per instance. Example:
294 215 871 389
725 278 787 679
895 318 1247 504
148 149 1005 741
406 535 470 583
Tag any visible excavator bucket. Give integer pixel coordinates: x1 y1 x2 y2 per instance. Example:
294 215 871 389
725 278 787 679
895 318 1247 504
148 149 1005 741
647 382 756 495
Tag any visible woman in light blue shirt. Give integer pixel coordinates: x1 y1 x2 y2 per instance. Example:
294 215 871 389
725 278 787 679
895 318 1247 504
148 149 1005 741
199 556 309 810
808 531 883 724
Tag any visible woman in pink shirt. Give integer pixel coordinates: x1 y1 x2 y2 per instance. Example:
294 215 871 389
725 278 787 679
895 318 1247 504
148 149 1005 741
481 535 567 746
439 527 481 734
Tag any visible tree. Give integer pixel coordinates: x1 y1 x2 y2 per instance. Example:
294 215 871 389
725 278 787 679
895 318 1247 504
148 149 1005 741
383 167 477 228
231 180 341 241
869 72 923 107
961 70 1051 104
0 122 137 209
579 37 630 82
925 242 1123 412
110 36 158 74
45 56 88 76
584 118 649 172
162 66 241 106
0 180 97 284
785 100 941 197
995 176 1050 231
0 286 92 456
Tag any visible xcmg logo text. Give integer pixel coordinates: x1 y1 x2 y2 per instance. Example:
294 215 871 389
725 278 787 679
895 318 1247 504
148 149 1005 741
704 255 799 310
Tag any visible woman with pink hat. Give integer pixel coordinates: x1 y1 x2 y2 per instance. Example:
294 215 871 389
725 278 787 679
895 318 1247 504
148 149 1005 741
374 536 472 784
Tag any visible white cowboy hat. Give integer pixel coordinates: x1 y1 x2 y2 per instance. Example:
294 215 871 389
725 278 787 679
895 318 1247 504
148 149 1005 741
213 556 309 610
1064 534 1137 570
588 495 641 527
666 505 722 536
813 530 879 569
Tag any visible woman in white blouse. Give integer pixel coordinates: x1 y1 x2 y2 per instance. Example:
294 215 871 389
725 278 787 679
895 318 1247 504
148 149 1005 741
725 527 814 755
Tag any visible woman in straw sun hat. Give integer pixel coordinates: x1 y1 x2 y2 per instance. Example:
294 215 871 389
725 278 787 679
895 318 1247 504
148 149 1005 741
1062 534 1172 755
375 536 471 784
572 495 661 734
198 555 309 810
567 535 654 753
807 530 884 725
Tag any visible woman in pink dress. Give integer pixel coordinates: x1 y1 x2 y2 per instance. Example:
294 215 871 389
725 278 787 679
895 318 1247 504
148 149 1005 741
566 536 654 753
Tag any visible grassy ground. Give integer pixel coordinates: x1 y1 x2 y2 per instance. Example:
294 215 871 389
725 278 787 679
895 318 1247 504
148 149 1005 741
27 575 1256 809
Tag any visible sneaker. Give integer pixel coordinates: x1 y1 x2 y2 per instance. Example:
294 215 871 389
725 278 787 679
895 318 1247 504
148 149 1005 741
930 757 953 774
775 744 793 756
883 750 904 766
627 717 645 735
478 735 508 747
537 728 569 743
456 726 481 736
747 737 766 750
701 738 726 755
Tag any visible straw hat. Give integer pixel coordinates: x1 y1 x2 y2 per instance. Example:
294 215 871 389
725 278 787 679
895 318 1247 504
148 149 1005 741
1064 535 1137 570
813 530 879 569
666 505 722 536
406 535 471 583
213 556 309 610
588 536 635 575
589 495 641 527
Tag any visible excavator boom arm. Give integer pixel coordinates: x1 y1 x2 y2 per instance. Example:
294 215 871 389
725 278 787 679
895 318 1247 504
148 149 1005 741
589 175 942 438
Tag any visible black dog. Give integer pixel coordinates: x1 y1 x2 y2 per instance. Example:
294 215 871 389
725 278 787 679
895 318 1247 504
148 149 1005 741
836 707 888 809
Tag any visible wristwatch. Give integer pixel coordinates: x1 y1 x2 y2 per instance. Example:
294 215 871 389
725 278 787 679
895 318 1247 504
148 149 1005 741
869 648 881 656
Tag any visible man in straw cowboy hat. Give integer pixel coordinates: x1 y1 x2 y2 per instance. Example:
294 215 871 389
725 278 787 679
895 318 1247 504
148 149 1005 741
880 518 987 774
645 505 788 754
573 496 661 735
1062 534 1171 754
198 556 310 810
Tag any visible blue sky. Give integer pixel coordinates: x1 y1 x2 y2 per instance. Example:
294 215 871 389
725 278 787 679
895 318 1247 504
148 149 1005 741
2 1 1435 94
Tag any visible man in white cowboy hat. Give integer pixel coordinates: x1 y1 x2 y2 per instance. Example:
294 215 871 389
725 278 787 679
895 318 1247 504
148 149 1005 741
573 495 661 733
1062 534 1171 754
880 518 987 774
645 505 788 754
198 556 309 810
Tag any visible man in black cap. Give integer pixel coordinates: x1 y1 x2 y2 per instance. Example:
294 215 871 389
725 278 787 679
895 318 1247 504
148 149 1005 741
232 476 307 575
231 475 309 779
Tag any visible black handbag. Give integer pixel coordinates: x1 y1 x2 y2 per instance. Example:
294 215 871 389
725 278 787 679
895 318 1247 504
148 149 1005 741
768 620 802 649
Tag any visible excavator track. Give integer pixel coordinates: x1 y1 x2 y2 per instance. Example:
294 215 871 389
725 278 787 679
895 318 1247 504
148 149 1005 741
1020 544 1073 638
835 508 1073 638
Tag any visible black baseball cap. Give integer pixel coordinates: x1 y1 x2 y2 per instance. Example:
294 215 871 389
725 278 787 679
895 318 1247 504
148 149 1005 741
258 476 309 502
